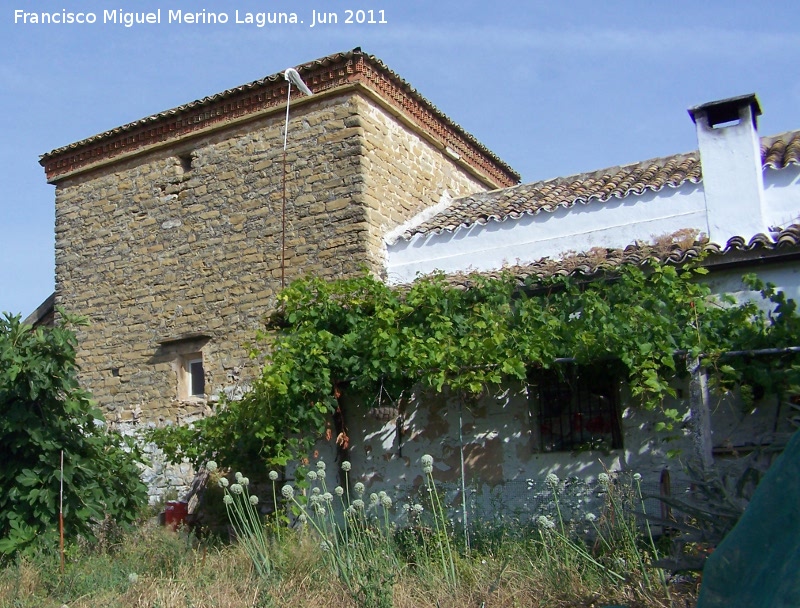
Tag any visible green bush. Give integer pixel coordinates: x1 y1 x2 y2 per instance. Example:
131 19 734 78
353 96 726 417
0 313 147 557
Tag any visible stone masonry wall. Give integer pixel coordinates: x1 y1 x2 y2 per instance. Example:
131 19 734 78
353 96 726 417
52 89 487 498
355 96 489 270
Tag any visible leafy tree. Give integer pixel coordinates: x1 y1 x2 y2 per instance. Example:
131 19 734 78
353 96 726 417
0 313 147 557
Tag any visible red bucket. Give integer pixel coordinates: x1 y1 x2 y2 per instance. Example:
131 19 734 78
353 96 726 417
164 500 188 530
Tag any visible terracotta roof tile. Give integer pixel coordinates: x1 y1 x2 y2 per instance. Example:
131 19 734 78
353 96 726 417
443 225 800 287
762 130 800 169
402 131 800 240
40 48 519 187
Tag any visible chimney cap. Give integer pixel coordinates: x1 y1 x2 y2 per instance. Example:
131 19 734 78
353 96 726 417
688 93 761 128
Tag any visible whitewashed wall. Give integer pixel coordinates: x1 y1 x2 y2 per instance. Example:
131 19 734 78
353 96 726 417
386 166 800 285
305 263 800 520
333 383 691 517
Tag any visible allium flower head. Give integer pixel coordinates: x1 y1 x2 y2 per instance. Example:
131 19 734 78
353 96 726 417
412 504 424 514
323 492 333 503
378 490 387 499
310 494 320 506
307 470 318 481
298 513 307 523
240 476 249 487
403 503 411 512
316 460 326 471
249 495 259 506
341 460 351 472
218 477 229 488
312 487 321 496
316 469 325 480
633 473 642 482
281 484 294 499
235 471 243 482
334 486 344 497
354 482 365 496
369 493 379 505
598 473 610 487
230 483 243 495
223 495 233 505
206 461 218 473
536 515 556 530
585 512 597 522
421 454 434 467
353 499 365 509
546 473 559 488
381 495 392 508
316 505 326 516
423 465 433 475
269 470 279 481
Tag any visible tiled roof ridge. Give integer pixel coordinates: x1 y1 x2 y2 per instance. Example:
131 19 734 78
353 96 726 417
401 150 701 239
472 149 698 208
348 50 519 184
401 130 800 240
40 48 519 187
442 224 800 287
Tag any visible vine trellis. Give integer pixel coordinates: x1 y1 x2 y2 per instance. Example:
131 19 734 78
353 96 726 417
151 262 800 469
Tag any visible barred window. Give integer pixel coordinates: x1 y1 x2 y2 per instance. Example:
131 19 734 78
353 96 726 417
530 364 623 452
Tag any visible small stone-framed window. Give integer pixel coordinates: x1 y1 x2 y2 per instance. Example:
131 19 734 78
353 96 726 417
179 353 206 400
156 333 211 402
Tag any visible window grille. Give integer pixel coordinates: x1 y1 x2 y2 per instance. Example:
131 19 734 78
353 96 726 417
530 364 623 452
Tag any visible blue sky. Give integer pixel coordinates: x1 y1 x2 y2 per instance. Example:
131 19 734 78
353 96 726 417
2 0 799 317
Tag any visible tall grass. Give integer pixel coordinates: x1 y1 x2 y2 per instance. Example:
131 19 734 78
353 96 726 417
0 465 691 608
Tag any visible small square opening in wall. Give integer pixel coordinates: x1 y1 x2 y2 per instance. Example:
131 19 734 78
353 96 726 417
178 153 194 174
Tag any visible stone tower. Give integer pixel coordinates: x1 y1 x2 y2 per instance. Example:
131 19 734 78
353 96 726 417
40 49 518 459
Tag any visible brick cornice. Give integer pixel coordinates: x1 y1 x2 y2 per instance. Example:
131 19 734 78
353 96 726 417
40 48 519 188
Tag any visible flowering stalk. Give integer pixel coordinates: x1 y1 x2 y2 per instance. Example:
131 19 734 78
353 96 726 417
210 463 272 579
545 473 571 569
282 467 397 608
269 470 281 542
421 455 457 590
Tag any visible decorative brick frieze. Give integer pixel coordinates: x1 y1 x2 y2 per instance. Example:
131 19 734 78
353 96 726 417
41 49 518 189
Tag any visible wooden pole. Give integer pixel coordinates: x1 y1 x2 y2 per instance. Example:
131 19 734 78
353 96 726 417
688 357 714 472
281 81 292 291
60 449 65 574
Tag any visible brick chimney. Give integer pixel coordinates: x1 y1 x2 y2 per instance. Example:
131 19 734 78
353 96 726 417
688 94 767 245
